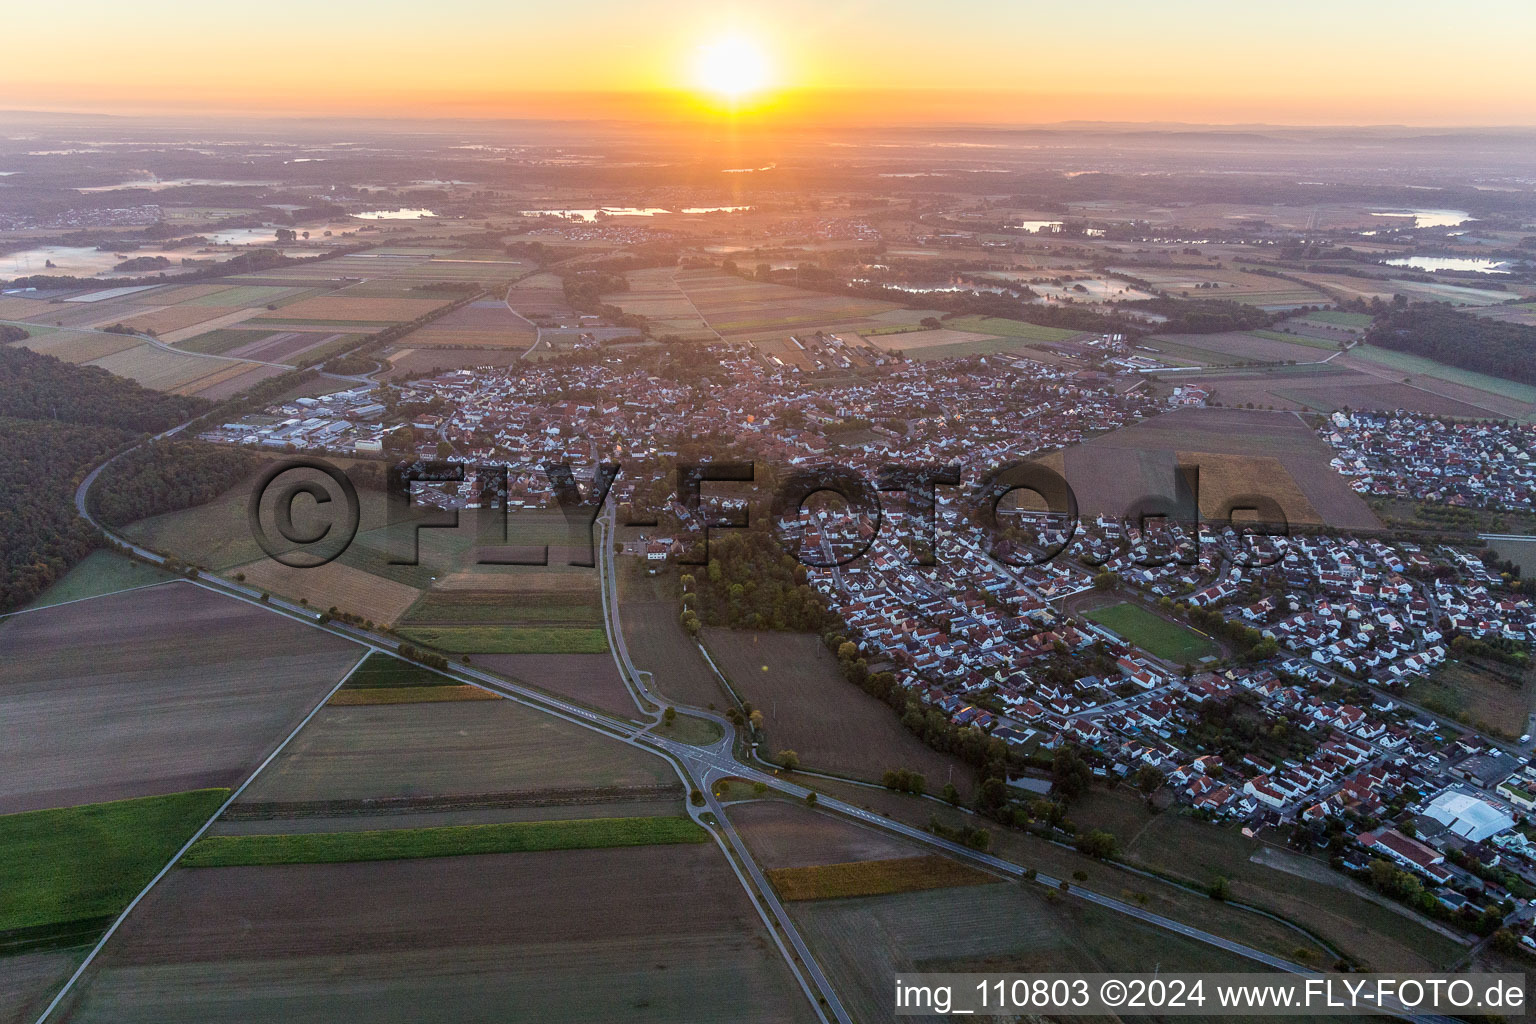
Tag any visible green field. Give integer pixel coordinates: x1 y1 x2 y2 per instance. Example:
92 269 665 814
0 790 228 932
1303 310 1374 328
180 816 706 867
343 652 459 688
397 625 608 654
1352 344 1536 404
1085 602 1218 663
1247 329 1339 352
174 328 268 355
945 316 1082 342
23 550 172 611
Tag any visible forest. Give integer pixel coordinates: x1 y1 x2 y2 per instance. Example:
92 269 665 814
89 439 258 529
1368 303 1536 385
0 348 204 611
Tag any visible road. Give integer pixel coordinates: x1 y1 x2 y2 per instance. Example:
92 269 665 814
63 451 1462 1024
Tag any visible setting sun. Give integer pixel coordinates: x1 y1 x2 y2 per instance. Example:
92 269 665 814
693 33 772 103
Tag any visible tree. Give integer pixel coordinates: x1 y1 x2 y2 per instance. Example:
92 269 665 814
689 788 705 806
1075 829 1118 859
663 706 677 726
777 750 800 771
1207 876 1230 901
805 792 818 807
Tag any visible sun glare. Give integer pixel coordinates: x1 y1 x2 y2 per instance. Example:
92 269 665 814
693 34 772 104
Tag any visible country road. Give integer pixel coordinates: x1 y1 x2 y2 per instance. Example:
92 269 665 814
51 450 1462 1024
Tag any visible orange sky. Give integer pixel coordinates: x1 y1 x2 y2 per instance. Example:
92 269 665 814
6 1 1535 125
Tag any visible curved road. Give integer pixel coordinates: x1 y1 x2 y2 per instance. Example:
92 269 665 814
63 459 1459 1024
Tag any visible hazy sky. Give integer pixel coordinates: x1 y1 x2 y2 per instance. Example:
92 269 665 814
7 0 1534 124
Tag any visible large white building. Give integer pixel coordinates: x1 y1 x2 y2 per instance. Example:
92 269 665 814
1423 787 1515 843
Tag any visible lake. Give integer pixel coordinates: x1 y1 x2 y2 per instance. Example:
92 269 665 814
1370 208 1471 229
352 208 439 220
1384 256 1515 274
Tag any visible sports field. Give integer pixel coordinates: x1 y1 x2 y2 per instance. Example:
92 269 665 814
1085 602 1217 663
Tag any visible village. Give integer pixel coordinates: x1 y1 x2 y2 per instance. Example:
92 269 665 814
199 334 1536 947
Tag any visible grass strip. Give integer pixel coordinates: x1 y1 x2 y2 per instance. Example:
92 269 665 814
180 816 707 867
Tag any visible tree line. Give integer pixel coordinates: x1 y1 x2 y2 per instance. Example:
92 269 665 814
1367 303 1536 385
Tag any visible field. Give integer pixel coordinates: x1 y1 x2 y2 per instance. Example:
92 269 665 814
233 558 423 626
1185 451 1321 526
395 624 608 653
0 951 83 1024
9 327 273 398
392 298 534 350
180 816 705 867
1407 659 1534 740
381 345 524 379
233 698 673 809
1345 344 1536 414
1084 602 1217 663
0 583 363 814
766 855 997 901
1047 407 1380 529
473 653 639 717
616 559 733 709
61 845 816 1024
606 267 898 345
1107 264 1328 308
1100 797 1469 971
701 628 974 795
791 883 1272 1024
728 800 924 869
250 294 447 325
0 790 228 933
327 685 499 706
23 550 172 610
1142 330 1333 366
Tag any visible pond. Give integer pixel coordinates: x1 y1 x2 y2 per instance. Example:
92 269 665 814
1384 256 1515 274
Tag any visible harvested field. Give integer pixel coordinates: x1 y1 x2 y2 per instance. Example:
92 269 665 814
235 699 672 806
155 309 268 345
791 884 1261 1024
474 653 639 717
1051 407 1379 529
0 951 83 1024
398 299 533 349
114 306 240 337
1145 330 1330 365
861 327 995 350
728 800 921 869
12 327 141 363
381 345 524 379
395 625 608 653
85 344 251 394
701 628 974 795
617 560 731 708
1182 451 1321 525
224 330 351 362
0 583 363 813
231 558 423 626
253 295 445 324
65 845 815 1024
181 816 705 867
190 363 289 399
1409 660 1534 740
327 685 498 706
767 855 997 901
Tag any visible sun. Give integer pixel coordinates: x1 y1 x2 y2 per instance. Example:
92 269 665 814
693 33 772 104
